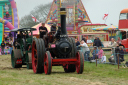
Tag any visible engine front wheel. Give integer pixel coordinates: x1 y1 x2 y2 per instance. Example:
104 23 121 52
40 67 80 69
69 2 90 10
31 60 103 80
44 51 52 75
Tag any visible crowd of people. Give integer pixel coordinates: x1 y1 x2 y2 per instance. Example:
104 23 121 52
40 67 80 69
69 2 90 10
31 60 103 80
75 36 125 64
0 38 13 55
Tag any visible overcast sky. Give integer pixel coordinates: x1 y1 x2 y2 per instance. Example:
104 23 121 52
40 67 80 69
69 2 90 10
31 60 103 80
15 0 128 25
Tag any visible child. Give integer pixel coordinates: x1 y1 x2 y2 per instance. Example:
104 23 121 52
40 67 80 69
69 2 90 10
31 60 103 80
4 47 7 55
91 46 99 60
108 51 114 63
98 46 103 59
0 46 2 55
101 53 106 63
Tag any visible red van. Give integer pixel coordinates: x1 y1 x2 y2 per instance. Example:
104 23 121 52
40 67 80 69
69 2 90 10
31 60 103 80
119 8 128 52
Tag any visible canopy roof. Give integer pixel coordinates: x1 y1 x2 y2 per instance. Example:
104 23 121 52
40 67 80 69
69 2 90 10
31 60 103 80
11 28 36 32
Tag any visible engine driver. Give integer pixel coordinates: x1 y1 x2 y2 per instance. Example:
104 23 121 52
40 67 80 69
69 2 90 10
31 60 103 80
17 31 23 39
51 23 57 32
39 23 48 38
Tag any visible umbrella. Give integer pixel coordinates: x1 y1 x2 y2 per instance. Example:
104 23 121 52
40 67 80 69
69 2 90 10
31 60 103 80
91 25 118 31
32 23 51 35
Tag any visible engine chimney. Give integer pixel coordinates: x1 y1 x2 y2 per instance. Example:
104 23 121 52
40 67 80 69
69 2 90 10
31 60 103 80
60 8 67 35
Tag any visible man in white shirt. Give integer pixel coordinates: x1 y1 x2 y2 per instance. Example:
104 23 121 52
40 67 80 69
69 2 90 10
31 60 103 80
87 38 92 43
79 40 90 61
107 38 117 48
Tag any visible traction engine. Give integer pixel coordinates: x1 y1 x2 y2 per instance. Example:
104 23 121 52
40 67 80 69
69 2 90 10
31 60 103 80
11 28 36 69
32 8 84 74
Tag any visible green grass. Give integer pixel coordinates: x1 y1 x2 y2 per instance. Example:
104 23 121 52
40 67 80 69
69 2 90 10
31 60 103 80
0 53 128 85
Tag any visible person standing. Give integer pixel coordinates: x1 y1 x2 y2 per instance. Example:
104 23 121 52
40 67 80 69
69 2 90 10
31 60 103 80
9 39 13 54
82 37 87 43
93 37 102 47
39 23 48 38
93 37 97 46
79 40 90 61
1 41 5 55
75 38 80 46
75 38 80 50
51 23 57 32
117 37 122 45
87 37 92 43
6 11 10 18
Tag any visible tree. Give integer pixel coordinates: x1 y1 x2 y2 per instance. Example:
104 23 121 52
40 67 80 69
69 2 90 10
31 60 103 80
20 3 52 28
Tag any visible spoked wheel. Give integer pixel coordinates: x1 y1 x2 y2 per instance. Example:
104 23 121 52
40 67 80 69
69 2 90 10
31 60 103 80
32 38 44 73
64 64 76 73
44 51 52 75
76 50 84 74
11 50 22 68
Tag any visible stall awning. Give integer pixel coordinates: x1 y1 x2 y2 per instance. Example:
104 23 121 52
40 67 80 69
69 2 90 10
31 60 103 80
91 25 118 31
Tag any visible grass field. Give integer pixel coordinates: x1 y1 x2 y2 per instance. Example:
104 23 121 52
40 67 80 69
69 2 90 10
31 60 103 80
0 53 128 85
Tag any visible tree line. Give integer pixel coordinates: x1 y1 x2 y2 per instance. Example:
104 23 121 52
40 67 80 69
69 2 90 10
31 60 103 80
19 3 52 28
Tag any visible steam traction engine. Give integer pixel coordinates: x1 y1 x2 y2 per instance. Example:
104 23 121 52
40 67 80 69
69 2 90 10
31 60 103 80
32 8 84 74
11 28 36 69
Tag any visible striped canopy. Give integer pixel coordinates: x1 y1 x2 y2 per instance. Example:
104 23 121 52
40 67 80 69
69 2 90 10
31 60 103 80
91 25 118 31
32 23 51 35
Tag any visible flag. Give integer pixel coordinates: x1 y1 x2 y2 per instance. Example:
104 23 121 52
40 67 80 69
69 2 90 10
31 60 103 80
31 14 40 22
103 13 109 20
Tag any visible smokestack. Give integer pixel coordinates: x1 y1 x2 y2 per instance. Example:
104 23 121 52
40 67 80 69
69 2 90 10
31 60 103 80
60 8 67 35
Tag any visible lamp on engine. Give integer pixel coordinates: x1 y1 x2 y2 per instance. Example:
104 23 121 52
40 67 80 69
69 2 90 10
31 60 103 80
32 8 84 75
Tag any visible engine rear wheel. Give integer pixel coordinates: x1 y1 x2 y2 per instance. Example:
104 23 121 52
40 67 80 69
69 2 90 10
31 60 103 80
39 38 46 72
68 37 77 58
44 51 52 75
76 50 84 74
32 38 44 73
70 37 77 57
